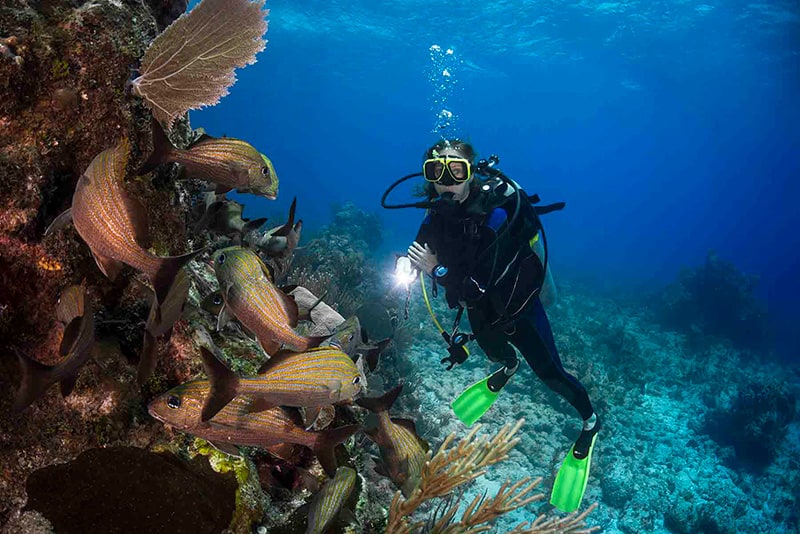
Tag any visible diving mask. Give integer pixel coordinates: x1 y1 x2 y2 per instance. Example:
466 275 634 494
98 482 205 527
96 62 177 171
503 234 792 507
423 156 472 185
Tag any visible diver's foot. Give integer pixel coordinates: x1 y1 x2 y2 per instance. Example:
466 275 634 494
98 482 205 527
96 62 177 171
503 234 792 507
573 415 601 460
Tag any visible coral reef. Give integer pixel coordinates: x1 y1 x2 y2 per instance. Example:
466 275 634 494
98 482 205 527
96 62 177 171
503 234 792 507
289 201 385 318
705 379 797 470
657 251 769 351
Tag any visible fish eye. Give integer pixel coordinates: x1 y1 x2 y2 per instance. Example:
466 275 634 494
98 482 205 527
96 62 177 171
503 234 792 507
217 253 226 264
261 166 270 177
167 395 181 409
353 376 360 385
213 295 223 305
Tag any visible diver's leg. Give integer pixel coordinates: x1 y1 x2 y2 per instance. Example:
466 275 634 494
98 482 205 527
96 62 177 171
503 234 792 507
467 306 517 367
509 300 594 421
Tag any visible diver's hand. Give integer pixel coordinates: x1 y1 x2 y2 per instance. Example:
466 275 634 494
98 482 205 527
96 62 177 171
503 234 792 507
408 242 437 275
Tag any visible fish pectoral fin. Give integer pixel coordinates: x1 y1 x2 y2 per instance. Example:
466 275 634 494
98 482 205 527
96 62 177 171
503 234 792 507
45 208 73 236
91 250 124 281
208 440 242 457
372 459 388 477
339 508 357 526
119 191 152 249
259 337 281 356
216 304 232 332
247 397 276 414
59 317 83 356
302 405 324 430
326 380 343 402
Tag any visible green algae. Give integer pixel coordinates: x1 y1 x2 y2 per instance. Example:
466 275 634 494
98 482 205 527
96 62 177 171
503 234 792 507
191 438 269 534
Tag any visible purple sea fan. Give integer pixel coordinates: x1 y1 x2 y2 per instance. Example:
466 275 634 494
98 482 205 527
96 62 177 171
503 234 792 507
131 0 268 129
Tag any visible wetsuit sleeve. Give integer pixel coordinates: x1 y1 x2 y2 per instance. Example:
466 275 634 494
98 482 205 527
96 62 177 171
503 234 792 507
414 214 432 247
414 213 469 307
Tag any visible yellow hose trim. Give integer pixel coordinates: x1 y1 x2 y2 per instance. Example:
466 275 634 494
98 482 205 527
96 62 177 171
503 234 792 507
420 273 470 356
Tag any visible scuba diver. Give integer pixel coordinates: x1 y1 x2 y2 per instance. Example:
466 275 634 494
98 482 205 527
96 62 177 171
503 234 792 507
382 138 600 513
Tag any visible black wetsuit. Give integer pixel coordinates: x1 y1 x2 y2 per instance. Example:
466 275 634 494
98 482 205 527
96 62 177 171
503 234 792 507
415 182 594 420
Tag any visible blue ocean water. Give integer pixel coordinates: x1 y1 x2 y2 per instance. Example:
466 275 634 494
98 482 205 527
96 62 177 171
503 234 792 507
187 1 800 531
192 0 800 359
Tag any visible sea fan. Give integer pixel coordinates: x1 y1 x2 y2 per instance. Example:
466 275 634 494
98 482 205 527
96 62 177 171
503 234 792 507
131 0 268 129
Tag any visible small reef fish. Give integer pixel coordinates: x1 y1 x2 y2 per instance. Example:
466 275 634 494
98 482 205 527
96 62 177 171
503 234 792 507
148 379 360 476
306 466 358 534
13 285 95 412
356 384 429 498
199 345 363 423
45 140 205 307
211 246 325 354
200 290 226 318
194 195 267 244
139 269 190 384
140 120 279 199
323 316 392 373
254 197 302 256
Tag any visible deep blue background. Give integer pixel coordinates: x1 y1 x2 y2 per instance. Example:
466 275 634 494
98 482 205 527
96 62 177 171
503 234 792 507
189 0 800 358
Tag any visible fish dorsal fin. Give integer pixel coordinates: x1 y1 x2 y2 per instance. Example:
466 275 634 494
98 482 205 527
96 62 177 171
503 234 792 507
257 349 296 374
59 317 84 356
119 191 152 249
199 346 240 422
272 197 297 237
188 131 216 147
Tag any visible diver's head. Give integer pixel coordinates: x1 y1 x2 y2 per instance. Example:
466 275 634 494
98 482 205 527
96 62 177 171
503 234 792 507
422 139 477 203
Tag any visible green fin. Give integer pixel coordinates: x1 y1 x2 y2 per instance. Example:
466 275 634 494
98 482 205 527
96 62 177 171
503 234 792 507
550 434 598 513
451 376 500 426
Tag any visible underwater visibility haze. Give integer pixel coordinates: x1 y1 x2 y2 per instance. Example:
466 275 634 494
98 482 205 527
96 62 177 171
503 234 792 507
0 0 798 533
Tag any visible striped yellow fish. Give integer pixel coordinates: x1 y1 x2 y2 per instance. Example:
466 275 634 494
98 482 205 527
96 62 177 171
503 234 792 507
356 384 429 497
306 466 357 534
13 285 95 412
147 379 360 477
45 140 205 307
211 246 325 354
140 120 278 199
199 345 363 422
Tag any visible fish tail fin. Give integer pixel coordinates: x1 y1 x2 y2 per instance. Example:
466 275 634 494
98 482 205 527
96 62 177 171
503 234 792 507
199 346 240 422
139 118 175 175
151 247 207 306
355 384 403 414
12 350 56 412
313 424 361 477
